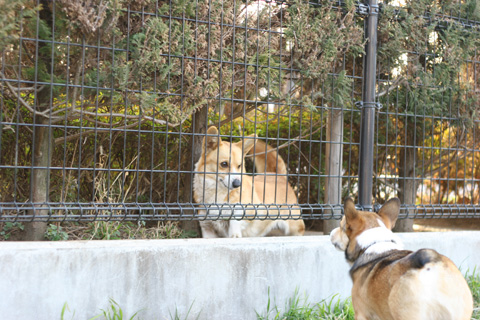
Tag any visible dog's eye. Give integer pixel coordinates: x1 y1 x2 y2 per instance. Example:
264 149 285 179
237 164 241 169
220 161 228 168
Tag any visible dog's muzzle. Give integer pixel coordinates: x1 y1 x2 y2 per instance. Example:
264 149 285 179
221 174 242 190
330 227 348 251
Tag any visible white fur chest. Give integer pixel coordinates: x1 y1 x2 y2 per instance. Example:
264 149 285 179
193 174 231 203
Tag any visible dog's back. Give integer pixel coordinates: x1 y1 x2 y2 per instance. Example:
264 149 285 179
248 140 304 235
248 140 287 175
352 249 473 320
248 140 295 203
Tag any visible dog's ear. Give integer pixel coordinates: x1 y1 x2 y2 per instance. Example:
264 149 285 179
377 198 400 230
235 133 257 155
204 126 220 152
344 197 365 233
344 197 359 222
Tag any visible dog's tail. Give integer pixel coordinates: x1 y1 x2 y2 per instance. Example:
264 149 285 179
247 140 287 175
409 249 442 269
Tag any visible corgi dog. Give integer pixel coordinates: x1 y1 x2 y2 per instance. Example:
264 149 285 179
330 197 473 320
193 126 305 238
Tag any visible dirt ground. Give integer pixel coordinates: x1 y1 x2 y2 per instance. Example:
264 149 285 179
413 218 480 232
305 218 480 235
2 218 479 241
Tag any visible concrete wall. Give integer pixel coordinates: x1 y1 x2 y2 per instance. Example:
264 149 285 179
1 232 479 320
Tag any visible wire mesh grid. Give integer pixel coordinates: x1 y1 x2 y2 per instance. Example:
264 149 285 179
0 0 479 224
375 0 480 220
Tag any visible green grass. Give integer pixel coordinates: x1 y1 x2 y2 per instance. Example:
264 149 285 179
61 300 142 320
257 288 354 320
256 270 480 320
466 268 480 319
95 299 142 320
168 301 201 320
61 300 200 320
60 269 480 320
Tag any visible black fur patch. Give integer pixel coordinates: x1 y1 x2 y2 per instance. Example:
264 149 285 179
350 250 412 279
408 249 441 269
350 249 443 280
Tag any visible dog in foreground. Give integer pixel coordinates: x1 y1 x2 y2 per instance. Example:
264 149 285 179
193 126 305 238
330 197 473 320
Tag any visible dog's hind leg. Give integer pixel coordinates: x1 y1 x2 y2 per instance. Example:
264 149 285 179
288 219 305 236
200 222 219 238
259 220 290 237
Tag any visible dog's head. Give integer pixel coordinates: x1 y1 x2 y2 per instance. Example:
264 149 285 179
196 126 256 190
330 197 401 263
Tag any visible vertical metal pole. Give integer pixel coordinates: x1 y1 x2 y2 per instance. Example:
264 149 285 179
358 0 379 211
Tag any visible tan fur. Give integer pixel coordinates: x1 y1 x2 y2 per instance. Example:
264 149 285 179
330 197 473 320
247 140 287 175
194 126 305 238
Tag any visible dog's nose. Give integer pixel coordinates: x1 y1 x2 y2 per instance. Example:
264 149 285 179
232 179 241 188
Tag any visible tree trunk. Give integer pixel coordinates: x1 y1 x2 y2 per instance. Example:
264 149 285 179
23 1 52 240
323 109 343 234
180 105 208 236
394 143 416 232
24 116 52 240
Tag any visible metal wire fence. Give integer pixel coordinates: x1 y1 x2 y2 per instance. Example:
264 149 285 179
0 0 479 227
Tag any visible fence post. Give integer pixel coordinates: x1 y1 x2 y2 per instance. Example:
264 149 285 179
181 105 208 237
323 108 343 234
24 0 54 240
358 0 380 211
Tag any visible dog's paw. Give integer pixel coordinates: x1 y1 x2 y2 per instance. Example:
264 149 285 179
229 230 243 238
228 220 243 238
228 220 242 238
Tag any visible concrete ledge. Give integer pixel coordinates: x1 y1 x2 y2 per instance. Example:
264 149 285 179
1 231 479 320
